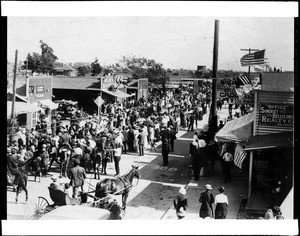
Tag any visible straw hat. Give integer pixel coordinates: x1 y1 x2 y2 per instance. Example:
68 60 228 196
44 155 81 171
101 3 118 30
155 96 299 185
204 184 212 190
179 187 186 195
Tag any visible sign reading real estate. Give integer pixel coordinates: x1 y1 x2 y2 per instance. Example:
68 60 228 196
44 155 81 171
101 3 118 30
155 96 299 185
259 103 293 127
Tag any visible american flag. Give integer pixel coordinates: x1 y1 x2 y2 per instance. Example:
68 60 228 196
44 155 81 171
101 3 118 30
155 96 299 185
235 74 251 87
240 49 265 67
234 144 247 169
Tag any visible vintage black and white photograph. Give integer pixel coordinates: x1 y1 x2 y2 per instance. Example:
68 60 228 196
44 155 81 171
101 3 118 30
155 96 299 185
3 1 298 235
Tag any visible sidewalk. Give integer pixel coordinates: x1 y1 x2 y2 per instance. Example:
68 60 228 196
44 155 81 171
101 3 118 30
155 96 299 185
161 107 249 220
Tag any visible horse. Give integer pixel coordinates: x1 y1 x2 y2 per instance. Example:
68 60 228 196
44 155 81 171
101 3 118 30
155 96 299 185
95 165 139 211
7 156 36 203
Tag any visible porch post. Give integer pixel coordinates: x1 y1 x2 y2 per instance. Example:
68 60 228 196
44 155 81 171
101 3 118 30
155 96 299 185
248 151 254 200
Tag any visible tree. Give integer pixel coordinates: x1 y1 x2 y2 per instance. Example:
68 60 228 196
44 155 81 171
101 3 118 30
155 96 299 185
91 57 102 76
77 66 89 76
39 40 58 73
119 56 169 94
23 41 58 74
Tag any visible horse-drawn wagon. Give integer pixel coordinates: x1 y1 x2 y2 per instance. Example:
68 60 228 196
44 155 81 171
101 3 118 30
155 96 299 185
23 165 140 220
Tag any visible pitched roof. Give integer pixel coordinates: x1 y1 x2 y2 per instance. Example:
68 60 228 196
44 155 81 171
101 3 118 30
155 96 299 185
261 72 294 92
52 77 101 90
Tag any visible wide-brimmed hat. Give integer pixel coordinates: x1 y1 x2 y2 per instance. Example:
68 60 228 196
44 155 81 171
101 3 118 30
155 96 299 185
204 184 212 190
179 187 186 195
218 186 225 193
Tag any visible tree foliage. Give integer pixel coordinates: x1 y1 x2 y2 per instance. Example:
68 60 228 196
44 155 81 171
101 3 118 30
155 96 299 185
119 55 169 93
77 66 90 76
23 40 58 74
91 57 102 76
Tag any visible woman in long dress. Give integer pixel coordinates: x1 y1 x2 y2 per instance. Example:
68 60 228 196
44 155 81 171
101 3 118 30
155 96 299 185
214 186 229 219
199 184 214 218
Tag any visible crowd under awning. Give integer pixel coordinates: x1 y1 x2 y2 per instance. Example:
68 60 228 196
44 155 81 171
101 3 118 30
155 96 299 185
39 99 59 110
215 112 255 143
100 89 135 98
244 132 293 151
7 101 41 118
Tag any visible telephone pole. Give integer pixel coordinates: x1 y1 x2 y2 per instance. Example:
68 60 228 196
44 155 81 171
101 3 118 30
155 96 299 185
208 19 219 139
240 48 259 78
10 49 18 142
11 49 18 120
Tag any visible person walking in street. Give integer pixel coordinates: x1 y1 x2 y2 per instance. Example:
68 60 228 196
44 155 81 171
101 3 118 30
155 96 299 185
160 125 170 166
173 186 188 219
169 126 177 152
113 142 122 175
214 186 229 219
68 159 86 198
149 124 157 151
188 112 195 131
127 126 135 151
223 149 234 183
137 128 145 156
199 184 214 219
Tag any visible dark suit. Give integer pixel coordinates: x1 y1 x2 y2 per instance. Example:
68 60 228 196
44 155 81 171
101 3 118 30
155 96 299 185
137 132 146 156
68 164 86 198
160 128 170 166
169 128 177 152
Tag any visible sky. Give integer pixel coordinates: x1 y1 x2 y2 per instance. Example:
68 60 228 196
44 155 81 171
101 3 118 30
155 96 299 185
6 6 295 72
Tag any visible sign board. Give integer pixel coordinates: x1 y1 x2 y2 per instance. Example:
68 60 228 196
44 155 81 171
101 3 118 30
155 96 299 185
94 96 105 107
259 103 293 127
102 76 115 89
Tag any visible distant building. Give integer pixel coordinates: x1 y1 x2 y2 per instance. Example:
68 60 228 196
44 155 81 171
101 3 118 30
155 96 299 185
52 66 77 76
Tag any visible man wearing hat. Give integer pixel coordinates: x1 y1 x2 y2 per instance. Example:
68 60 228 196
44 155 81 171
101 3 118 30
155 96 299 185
199 184 214 219
68 159 86 198
49 175 64 191
169 126 177 152
160 125 171 166
173 186 188 219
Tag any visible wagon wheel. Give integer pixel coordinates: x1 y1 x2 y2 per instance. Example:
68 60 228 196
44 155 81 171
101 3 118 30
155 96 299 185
24 197 50 220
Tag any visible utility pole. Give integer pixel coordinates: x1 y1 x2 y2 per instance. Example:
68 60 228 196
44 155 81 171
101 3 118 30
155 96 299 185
10 49 18 142
240 48 259 78
208 19 219 139
11 49 18 120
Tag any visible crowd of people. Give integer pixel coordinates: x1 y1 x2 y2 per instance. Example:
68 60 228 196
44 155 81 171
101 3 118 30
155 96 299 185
8 86 270 220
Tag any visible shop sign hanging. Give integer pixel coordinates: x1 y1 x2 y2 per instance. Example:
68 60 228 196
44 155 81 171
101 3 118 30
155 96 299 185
259 103 293 127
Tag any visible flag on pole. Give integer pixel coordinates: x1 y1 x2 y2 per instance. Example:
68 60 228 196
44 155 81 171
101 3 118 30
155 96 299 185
240 49 265 66
234 144 247 169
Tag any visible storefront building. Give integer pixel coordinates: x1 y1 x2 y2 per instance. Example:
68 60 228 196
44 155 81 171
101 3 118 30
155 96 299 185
244 72 294 216
53 75 141 115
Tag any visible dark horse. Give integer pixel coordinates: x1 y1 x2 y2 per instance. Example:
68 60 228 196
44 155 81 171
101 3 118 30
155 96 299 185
95 165 139 211
7 156 36 203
